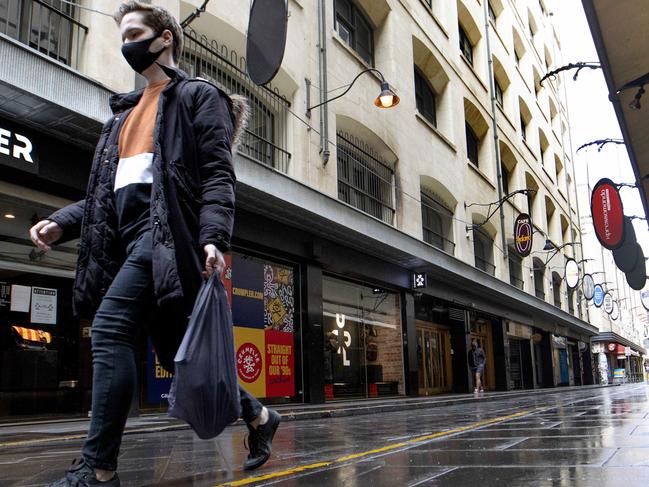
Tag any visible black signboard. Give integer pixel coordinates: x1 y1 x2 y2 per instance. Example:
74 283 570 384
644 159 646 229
514 213 533 257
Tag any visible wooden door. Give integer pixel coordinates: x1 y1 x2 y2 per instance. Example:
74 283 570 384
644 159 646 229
470 321 495 391
417 321 453 395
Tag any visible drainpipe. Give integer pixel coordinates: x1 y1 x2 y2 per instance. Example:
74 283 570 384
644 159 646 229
483 2 508 262
317 0 330 165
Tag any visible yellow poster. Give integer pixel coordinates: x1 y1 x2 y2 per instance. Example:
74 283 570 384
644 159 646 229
233 326 266 398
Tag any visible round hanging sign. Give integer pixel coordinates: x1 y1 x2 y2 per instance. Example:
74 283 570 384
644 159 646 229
593 284 604 307
611 300 620 320
582 274 595 300
591 178 625 250
607 342 617 352
514 213 533 257
640 288 649 311
603 292 614 314
625 244 647 291
565 258 580 289
613 217 638 272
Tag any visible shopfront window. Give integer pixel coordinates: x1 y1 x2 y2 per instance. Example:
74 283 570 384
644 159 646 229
323 276 404 400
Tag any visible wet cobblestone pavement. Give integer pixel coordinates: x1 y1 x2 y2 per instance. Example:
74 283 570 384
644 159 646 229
2 384 649 486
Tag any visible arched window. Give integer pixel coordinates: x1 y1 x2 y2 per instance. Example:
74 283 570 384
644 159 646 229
508 247 524 289
421 192 454 253
533 258 545 299
473 227 495 275
552 272 562 308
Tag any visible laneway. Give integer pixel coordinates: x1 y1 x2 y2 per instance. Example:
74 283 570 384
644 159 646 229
2 385 649 486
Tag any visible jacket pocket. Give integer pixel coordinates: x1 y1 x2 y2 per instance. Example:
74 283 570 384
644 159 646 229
167 159 201 206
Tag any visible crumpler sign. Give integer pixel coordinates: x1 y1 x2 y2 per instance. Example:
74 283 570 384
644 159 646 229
514 213 533 257
591 178 625 250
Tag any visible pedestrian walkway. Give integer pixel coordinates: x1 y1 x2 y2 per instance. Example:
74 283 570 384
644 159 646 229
0 383 617 448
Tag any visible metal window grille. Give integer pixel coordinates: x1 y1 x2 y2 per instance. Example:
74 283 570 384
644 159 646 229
180 28 291 173
414 67 437 127
473 229 495 275
336 131 395 225
459 25 473 65
334 0 374 65
553 279 562 307
533 267 545 299
0 0 87 69
421 193 454 254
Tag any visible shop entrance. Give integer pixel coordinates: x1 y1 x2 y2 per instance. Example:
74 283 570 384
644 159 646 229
508 338 534 390
416 321 452 395
470 319 495 391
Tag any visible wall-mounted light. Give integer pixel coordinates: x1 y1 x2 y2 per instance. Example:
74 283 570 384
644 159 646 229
3 214 15 219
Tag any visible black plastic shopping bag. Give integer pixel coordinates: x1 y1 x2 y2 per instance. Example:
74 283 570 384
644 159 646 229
168 274 241 439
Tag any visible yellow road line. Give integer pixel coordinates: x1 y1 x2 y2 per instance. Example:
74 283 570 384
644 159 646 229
0 433 87 448
216 409 533 486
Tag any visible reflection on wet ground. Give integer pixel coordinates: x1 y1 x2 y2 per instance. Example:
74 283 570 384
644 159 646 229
2 385 649 486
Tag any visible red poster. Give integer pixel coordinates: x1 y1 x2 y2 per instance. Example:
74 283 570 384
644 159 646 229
265 329 295 397
591 178 625 250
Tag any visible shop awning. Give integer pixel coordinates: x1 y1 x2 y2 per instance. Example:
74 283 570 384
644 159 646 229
234 153 599 341
592 331 646 355
581 0 649 221
0 36 110 150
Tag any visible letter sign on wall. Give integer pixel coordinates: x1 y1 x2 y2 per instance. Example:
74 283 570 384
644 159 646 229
514 213 533 257
591 178 625 250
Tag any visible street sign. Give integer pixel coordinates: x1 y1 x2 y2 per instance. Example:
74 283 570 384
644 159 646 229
565 258 579 289
591 178 625 250
514 213 533 257
603 293 614 314
582 274 595 300
593 284 604 307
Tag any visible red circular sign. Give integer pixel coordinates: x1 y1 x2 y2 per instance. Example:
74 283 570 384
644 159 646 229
514 213 533 257
591 178 625 250
236 342 262 383
607 343 616 352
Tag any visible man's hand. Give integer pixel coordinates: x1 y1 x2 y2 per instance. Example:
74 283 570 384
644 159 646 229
203 244 225 279
29 220 63 252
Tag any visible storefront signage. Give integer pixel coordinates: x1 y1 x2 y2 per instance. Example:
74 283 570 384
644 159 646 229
607 342 617 352
591 178 625 250
641 288 649 311
564 258 579 289
593 284 604 307
9 284 30 312
582 274 595 300
146 339 172 404
412 272 427 289
531 333 543 343
228 253 296 398
0 125 36 173
514 213 533 257
30 287 57 324
591 342 604 354
625 244 647 291
603 293 614 314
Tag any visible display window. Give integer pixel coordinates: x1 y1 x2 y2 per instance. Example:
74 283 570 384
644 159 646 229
322 276 404 400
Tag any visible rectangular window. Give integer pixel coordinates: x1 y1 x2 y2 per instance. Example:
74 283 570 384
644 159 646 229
494 78 503 107
488 2 497 24
414 67 437 127
534 267 545 299
514 49 521 67
473 229 495 275
421 193 454 254
568 290 575 315
501 164 510 195
553 279 562 307
466 123 479 167
459 25 473 65
335 0 374 65
520 116 527 141
337 132 395 224
323 276 404 400
508 252 524 289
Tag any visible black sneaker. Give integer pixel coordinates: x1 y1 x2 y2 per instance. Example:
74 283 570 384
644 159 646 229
48 458 120 486
243 409 281 471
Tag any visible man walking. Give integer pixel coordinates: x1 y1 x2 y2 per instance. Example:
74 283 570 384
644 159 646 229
468 340 486 393
30 3 279 485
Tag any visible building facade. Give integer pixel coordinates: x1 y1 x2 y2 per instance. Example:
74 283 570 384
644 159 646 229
0 0 598 418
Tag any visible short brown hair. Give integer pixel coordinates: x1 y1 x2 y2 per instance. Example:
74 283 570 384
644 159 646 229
114 1 183 62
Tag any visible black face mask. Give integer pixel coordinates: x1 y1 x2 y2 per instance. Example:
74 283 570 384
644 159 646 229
121 34 165 73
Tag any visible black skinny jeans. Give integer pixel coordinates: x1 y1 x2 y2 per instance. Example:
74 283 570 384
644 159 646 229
82 232 263 471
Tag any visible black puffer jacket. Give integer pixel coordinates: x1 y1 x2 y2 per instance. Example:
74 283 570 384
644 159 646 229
49 66 244 369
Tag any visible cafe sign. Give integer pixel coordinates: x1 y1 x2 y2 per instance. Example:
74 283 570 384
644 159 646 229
514 213 533 257
591 178 625 250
